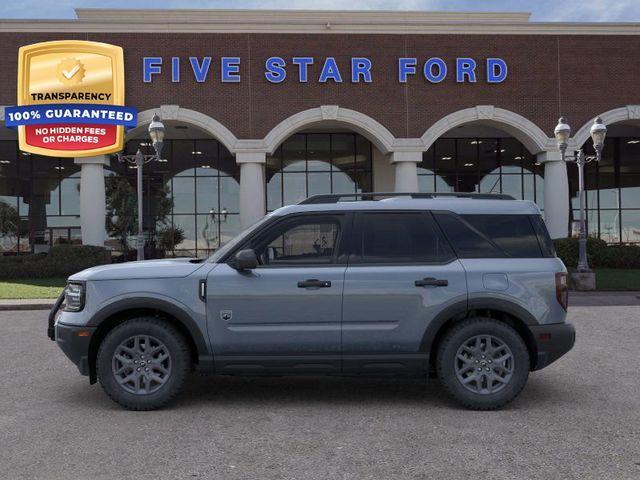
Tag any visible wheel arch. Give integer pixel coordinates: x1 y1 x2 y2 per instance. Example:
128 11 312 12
422 299 539 371
86 297 211 383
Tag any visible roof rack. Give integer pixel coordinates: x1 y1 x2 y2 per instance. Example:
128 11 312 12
298 192 515 205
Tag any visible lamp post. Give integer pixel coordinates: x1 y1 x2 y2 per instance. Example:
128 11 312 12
117 113 166 261
554 116 607 274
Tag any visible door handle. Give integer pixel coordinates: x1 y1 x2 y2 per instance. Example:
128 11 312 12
414 277 448 287
297 279 332 288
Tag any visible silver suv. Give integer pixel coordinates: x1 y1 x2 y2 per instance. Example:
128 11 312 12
49 193 574 411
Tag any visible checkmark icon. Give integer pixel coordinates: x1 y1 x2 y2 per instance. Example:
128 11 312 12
62 64 80 79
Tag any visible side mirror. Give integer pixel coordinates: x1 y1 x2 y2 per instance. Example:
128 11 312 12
233 249 258 271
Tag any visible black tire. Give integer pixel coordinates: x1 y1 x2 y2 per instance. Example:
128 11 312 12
96 317 191 411
436 317 530 410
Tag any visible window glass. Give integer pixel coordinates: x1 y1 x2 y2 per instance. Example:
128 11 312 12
358 213 454 264
434 213 503 258
462 214 543 258
260 219 340 265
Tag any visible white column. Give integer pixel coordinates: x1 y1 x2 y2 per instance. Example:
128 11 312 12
391 151 421 192
237 151 266 229
74 155 109 246
538 151 569 239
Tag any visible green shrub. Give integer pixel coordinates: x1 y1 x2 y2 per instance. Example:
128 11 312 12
554 237 640 269
0 245 110 279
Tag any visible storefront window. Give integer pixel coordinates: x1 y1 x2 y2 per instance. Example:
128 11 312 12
569 137 640 244
419 137 543 211
266 133 373 211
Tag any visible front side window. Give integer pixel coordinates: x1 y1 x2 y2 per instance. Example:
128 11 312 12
356 212 455 264
257 217 341 266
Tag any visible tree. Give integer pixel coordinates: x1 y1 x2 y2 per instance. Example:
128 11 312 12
104 176 173 254
0 201 21 252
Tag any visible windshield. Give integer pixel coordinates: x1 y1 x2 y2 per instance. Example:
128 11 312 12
207 214 273 263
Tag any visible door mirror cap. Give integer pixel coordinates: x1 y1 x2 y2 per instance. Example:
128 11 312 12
233 249 258 270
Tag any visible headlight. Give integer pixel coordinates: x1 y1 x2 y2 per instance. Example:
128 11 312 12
63 282 85 312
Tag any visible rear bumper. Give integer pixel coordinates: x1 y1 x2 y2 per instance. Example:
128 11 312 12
55 322 95 376
530 322 576 371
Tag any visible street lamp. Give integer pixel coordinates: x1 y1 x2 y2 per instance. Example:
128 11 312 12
554 116 607 274
117 113 166 261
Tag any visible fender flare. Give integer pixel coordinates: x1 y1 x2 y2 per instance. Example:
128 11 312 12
87 296 210 358
419 297 538 354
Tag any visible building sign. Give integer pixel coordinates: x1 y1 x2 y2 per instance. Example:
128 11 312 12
142 56 508 84
5 40 136 157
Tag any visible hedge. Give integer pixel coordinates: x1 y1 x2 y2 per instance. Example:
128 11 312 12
554 237 640 269
0 245 110 279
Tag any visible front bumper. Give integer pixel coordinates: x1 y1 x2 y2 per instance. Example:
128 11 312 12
54 322 96 376
530 322 576 370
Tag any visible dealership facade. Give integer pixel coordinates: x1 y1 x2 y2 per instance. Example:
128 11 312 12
0 9 639 256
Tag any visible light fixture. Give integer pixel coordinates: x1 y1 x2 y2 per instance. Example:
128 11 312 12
0 160 10 164
441 156 452 160
464 163 474 167
192 151 203 155
589 116 607 154
627 139 640 144
554 117 571 153
500 149 506 152
221 207 229 222
514 156 523 160
54 166 65 170
147 113 165 157
470 140 483 145
200 165 211 169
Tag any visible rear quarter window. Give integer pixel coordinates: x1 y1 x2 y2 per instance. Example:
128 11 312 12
461 214 545 258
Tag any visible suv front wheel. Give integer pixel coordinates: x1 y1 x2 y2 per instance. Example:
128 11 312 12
96 317 191 410
436 318 530 410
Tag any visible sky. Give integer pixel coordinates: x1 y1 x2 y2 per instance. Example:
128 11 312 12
0 0 639 22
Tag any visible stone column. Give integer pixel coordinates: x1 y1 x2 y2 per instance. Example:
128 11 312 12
237 151 266 229
391 151 422 192
74 155 109 246
538 151 569 239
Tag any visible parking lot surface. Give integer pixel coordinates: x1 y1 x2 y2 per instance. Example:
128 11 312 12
0 307 638 480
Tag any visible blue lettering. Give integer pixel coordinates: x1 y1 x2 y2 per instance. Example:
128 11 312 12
171 57 180 83
424 58 447 83
189 57 211 83
265 56 287 83
487 58 508 83
456 58 477 83
221 57 241 83
351 57 372 83
319 57 342 83
398 58 417 83
292 57 314 82
143 57 162 83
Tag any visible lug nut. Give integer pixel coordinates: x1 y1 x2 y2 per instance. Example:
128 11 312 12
136 368 141 372
486 368 490 371
477 367 482 372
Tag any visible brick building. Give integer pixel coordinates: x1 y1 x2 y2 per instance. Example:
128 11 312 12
0 9 639 255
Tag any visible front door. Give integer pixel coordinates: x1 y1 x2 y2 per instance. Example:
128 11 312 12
206 213 348 374
341 211 467 373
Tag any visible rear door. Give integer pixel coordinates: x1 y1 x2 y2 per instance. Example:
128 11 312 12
341 211 467 373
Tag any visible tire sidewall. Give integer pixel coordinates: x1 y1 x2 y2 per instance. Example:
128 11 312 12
97 318 190 410
437 318 530 410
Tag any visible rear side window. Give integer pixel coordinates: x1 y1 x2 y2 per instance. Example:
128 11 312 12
356 212 455 264
462 215 544 258
530 215 556 257
433 213 504 258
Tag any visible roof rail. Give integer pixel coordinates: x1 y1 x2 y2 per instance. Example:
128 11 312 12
298 192 515 204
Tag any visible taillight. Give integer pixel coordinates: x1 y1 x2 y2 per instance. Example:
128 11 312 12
555 272 568 310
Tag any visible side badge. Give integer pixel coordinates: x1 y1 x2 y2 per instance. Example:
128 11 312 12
220 310 233 322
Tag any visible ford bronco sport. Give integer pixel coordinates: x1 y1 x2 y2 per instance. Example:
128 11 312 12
49 192 574 410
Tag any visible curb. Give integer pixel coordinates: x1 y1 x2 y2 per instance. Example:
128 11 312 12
0 301 56 311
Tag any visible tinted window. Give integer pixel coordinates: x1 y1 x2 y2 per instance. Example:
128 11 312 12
258 218 340 265
462 214 543 258
434 213 504 258
530 215 556 257
358 212 454 264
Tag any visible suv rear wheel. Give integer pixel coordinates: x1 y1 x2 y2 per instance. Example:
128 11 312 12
96 317 191 410
436 318 530 410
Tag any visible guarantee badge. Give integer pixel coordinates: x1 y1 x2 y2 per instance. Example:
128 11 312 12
5 40 136 157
